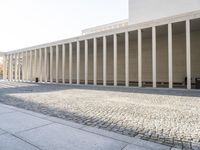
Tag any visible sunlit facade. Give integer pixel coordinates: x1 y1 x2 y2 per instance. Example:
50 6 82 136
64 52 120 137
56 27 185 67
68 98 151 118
3 0 200 89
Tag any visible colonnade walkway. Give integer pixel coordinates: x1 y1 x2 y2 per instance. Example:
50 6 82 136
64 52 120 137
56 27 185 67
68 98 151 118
4 10 200 90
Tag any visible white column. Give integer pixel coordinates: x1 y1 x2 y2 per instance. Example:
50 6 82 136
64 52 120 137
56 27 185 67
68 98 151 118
6 55 8 80
62 44 65 84
44 48 47 83
9 54 12 81
15 53 18 81
39 48 42 82
26 51 28 81
69 43 72 84
4 55 7 80
3 55 7 80
186 20 191 90
85 40 88 85
114 34 117 86
50 46 53 83
56 45 59 83
125 32 129 87
103 36 107 86
138 29 142 87
3 55 6 80
30 50 32 82
22 52 24 81
93 38 97 85
77 41 80 84
18 53 20 81
34 49 37 80
168 24 173 89
152 26 157 88
12 54 14 81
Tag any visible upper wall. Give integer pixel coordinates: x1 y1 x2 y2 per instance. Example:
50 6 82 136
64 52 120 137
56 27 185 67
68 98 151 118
129 0 200 24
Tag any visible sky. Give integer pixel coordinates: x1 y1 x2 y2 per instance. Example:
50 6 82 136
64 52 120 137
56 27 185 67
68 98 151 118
0 0 128 52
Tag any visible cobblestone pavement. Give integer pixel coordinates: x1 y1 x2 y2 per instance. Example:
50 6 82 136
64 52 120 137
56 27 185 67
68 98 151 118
0 81 200 150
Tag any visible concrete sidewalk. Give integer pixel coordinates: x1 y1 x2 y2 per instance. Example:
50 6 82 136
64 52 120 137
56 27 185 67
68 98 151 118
0 103 177 150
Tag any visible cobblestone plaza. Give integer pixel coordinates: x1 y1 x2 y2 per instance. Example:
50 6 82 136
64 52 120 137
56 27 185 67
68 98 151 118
0 81 199 149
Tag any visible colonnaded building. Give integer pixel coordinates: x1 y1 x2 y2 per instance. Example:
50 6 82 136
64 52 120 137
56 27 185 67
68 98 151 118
3 0 200 89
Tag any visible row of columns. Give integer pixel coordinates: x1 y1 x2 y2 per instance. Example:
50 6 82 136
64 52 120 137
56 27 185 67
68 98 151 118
3 20 192 89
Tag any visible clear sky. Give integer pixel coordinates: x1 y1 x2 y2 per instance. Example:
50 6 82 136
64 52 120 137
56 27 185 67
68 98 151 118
0 0 128 52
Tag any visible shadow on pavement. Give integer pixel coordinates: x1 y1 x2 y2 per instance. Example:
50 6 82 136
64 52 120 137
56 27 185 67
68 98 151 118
0 81 200 97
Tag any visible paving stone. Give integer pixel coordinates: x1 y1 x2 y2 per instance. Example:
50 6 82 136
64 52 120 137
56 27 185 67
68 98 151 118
13 107 47 119
46 116 85 129
123 144 151 150
192 143 200 150
0 133 39 150
130 138 170 150
0 128 6 135
0 111 52 133
0 105 15 114
17 123 127 150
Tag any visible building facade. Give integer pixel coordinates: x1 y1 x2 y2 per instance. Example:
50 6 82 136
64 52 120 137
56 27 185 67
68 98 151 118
129 0 200 24
3 0 200 90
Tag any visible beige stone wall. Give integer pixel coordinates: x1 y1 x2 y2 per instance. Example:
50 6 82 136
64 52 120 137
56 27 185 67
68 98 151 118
117 35 125 84
172 33 186 83
191 31 200 83
129 32 138 83
80 41 85 83
106 36 114 84
41 49 45 81
156 31 168 83
142 32 153 82
96 38 103 84
88 40 93 83
62 44 69 83
52 46 56 82
72 43 77 83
